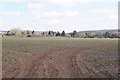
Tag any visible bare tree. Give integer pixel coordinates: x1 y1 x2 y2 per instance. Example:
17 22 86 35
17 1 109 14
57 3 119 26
10 28 23 36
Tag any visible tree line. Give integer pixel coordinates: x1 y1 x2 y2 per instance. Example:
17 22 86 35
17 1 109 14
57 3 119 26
2 28 119 38
3 28 67 37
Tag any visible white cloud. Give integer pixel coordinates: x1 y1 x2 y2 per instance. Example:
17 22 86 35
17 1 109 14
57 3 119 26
0 0 24 2
29 0 119 3
27 0 119 7
108 15 117 21
44 0 88 6
90 8 116 15
27 3 46 15
1 0 118 32
49 19 59 24
0 19 4 29
38 0 90 6
1 0 118 3
90 8 117 21
1 11 21 17
63 10 79 17
27 3 45 9
44 11 59 18
43 10 79 18
86 8 118 30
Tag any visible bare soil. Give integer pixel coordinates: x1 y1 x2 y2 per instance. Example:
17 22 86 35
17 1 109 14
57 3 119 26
2 47 118 78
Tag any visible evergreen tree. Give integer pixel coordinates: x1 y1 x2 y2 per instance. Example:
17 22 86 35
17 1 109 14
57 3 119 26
103 32 110 38
6 31 10 36
61 31 65 36
56 31 61 36
32 30 35 35
48 31 51 35
71 30 78 37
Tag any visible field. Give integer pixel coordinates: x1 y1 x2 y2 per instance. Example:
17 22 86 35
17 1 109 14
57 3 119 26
2 37 119 78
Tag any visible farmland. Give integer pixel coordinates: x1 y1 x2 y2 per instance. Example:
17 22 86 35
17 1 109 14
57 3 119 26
2 37 119 78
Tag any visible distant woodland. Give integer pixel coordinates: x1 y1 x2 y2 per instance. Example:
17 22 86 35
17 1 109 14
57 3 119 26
0 28 120 38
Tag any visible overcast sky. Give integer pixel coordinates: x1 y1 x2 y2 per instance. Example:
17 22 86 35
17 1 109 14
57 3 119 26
0 0 119 32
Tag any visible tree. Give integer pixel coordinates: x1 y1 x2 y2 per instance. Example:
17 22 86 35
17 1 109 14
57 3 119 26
10 28 22 36
48 31 55 36
32 30 35 35
42 32 44 35
85 33 94 38
94 33 103 38
21 31 25 37
103 32 111 38
61 31 65 36
71 30 78 37
26 30 31 37
73 31 77 35
112 33 118 38
53 32 56 36
56 31 61 36
6 31 10 36
48 31 51 36
52 31 55 36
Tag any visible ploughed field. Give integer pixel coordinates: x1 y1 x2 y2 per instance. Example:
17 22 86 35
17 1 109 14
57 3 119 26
2 37 119 78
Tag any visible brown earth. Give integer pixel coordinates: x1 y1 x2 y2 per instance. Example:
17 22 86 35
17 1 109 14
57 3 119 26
2 47 118 78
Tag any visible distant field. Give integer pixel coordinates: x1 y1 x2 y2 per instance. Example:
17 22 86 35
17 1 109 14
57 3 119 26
2 37 119 78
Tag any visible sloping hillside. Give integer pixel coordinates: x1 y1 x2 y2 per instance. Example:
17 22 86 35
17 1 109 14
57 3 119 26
78 29 119 33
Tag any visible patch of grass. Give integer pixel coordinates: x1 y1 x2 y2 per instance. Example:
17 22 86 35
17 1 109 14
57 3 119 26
2 37 118 53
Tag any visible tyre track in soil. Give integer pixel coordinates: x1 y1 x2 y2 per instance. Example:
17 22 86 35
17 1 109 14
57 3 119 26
17 47 90 78
3 48 60 78
2 49 24 78
23 48 65 78
75 49 118 78
3 47 88 78
30 47 87 78
3 47 118 78
17 48 62 78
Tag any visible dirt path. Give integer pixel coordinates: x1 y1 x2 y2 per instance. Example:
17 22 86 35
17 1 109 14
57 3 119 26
2 47 118 78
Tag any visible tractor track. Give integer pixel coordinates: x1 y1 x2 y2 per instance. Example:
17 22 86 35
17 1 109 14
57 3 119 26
2 47 118 78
